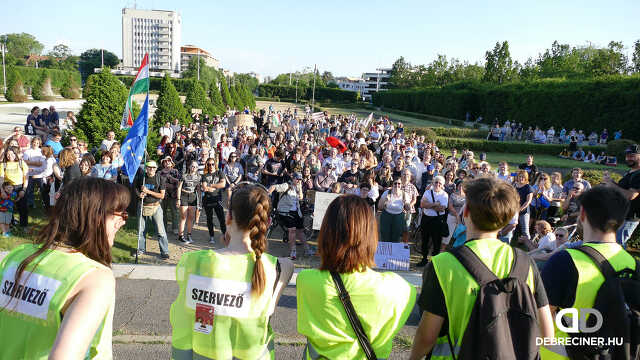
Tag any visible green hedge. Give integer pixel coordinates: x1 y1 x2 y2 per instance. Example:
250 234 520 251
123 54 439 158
414 127 488 139
373 76 640 141
381 107 468 127
0 66 81 92
430 136 606 156
115 75 208 94
257 84 357 103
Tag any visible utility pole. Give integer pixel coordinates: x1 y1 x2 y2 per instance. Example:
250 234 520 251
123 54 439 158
1 42 6 94
101 49 104 69
295 75 298 104
289 71 292 86
311 64 317 112
197 49 200 81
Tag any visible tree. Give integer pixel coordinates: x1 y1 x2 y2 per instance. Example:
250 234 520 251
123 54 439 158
483 41 514 84
229 85 242 110
78 49 119 82
321 71 334 85
183 79 212 116
181 56 219 91
61 75 81 99
48 44 72 58
154 73 187 128
632 40 640 73
73 69 132 148
209 82 225 115
233 73 259 92
219 76 233 109
389 57 414 88
0 33 44 60
31 70 55 100
5 67 27 102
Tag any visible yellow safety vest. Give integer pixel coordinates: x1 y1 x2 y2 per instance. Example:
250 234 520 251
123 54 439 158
540 242 636 360
296 268 416 359
430 238 538 359
0 244 114 359
170 250 279 360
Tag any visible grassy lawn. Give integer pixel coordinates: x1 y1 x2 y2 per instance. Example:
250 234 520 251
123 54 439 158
479 152 625 172
0 205 140 263
320 105 457 128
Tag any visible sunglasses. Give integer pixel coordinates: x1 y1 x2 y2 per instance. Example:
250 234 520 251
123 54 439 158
70 138 77 141
393 182 402 185
557 234 565 238
114 211 128 221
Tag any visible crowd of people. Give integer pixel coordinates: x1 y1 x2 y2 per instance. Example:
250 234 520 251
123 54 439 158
487 120 621 145
1 103 640 359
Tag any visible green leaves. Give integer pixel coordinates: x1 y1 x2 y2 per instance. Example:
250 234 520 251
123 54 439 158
154 73 187 128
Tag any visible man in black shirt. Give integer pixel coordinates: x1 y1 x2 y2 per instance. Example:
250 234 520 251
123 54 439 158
410 177 553 359
518 154 538 184
134 161 169 259
604 143 640 246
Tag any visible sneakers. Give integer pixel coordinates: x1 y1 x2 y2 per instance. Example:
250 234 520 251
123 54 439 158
290 250 297 260
209 236 215 244
187 234 194 244
178 235 187 243
161 253 170 260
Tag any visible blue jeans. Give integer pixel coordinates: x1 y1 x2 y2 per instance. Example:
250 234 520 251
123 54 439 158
138 205 169 255
616 220 639 248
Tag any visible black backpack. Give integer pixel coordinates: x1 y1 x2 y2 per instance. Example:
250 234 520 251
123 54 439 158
562 246 640 360
446 245 541 360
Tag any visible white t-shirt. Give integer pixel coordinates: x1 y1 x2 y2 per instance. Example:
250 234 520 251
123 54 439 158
23 148 46 177
422 189 448 216
100 139 117 152
537 233 556 251
381 190 405 215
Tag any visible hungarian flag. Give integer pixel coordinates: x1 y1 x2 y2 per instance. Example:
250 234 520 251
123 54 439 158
120 53 149 129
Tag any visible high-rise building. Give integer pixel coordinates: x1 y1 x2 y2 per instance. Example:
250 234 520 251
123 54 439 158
122 8 182 73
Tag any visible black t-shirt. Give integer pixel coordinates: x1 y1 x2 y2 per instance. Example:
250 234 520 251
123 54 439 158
264 158 285 186
201 171 224 202
418 246 549 317
516 184 533 215
339 169 362 185
618 169 640 219
134 173 165 205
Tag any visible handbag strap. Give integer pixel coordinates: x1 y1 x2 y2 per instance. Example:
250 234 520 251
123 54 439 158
430 190 447 217
330 271 378 360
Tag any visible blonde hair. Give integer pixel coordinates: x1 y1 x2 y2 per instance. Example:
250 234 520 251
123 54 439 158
536 220 552 235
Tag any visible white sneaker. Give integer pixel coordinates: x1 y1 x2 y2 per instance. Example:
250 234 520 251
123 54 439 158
209 236 215 244
187 234 194 243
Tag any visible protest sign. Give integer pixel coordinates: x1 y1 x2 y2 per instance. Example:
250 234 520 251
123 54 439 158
312 192 342 230
374 242 411 271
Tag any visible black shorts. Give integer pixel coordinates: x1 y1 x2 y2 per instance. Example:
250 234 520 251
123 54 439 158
180 192 198 207
279 211 304 229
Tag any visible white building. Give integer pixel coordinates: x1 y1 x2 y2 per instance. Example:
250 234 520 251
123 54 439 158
180 45 220 71
361 68 391 101
336 77 366 98
122 8 182 73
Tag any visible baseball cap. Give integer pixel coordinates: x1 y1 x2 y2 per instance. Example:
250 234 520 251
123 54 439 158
293 172 303 180
427 164 435 171
625 144 640 155
146 161 158 168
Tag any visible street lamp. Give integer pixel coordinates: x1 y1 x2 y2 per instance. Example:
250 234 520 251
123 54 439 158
0 42 6 95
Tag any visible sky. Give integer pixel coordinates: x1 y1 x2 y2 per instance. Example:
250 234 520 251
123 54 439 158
2 0 639 78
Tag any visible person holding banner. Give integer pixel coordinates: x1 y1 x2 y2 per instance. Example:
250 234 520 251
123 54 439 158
297 195 416 359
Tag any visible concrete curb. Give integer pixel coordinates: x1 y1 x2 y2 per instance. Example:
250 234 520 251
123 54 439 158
0 251 423 287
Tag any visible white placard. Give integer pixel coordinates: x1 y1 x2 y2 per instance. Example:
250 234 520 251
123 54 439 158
374 242 411 271
0 266 61 320
186 274 252 318
312 192 342 230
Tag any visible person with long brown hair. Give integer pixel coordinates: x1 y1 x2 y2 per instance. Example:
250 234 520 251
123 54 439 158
170 183 293 359
297 195 416 359
0 177 130 359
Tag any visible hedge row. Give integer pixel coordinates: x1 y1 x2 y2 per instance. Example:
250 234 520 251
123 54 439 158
424 127 488 139
423 136 607 156
373 76 640 141
115 75 209 94
257 84 357 103
0 66 81 92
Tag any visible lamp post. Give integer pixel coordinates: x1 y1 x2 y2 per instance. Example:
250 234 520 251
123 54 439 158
311 64 317 112
0 42 6 95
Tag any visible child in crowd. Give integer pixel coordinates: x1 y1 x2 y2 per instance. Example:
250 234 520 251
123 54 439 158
0 182 18 236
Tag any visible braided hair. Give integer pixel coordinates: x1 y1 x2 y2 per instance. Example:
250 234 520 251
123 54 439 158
230 186 271 296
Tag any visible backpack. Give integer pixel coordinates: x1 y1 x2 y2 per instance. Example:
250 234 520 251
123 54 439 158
563 246 640 360
447 245 540 360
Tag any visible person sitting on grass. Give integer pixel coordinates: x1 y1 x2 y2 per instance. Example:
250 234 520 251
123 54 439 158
558 148 570 159
0 182 18 237
572 147 585 161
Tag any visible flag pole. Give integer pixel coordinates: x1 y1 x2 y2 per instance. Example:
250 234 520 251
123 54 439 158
134 53 150 264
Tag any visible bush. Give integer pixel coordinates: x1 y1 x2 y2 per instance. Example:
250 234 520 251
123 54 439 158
183 80 214 117
116 75 206 95
60 75 81 99
373 77 640 141
607 139 636 162
426 127 488 139
434 137 606 156
31 70 56 101
378 107 467 127
153 73 188 129
5 67 27 102
257 84 357 103
561 169 622 186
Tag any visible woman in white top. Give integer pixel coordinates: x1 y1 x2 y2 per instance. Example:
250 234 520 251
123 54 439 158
417 175 449 267
23 137 45 208
378 178 411 243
